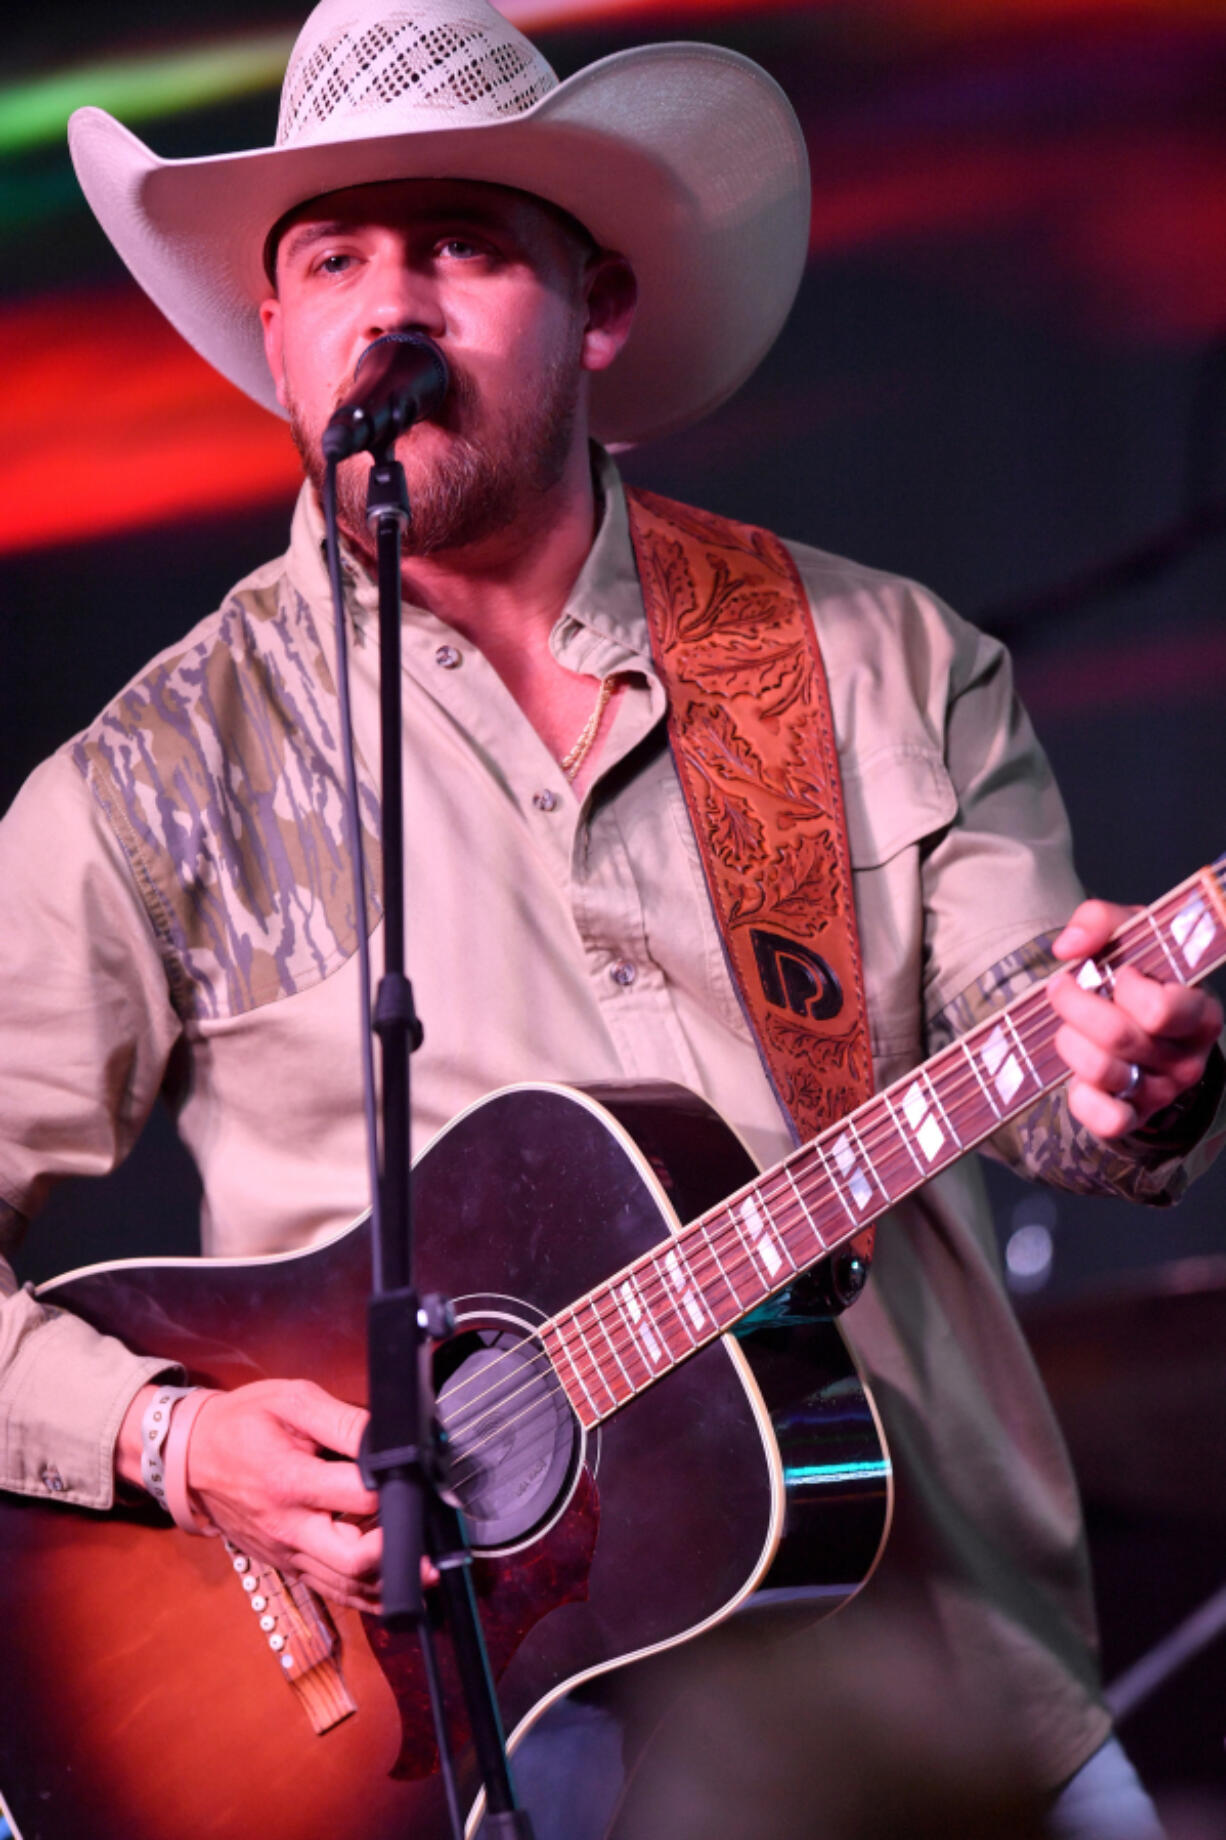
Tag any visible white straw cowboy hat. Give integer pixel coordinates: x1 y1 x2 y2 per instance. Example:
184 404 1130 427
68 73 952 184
67 0 810 446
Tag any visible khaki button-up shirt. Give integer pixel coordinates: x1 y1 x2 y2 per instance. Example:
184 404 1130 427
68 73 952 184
1 453 1219 1788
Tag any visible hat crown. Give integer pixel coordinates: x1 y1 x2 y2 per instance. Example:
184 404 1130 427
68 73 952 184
278 0 558 148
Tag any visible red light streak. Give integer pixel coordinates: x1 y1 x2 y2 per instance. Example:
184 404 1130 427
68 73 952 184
0 291 300 556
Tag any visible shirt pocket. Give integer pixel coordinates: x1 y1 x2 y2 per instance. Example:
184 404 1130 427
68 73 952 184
842 744 958 1083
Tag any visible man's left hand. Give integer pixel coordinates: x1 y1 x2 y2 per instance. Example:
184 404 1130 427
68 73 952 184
1049 898 1223 1139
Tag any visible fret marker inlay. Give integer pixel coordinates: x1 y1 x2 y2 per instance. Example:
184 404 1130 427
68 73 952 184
902 1080 944 1163
740 1195 785 1277
981 1023 1023 1107
831 1132 874 1212
618 1280 663 1365
1172 894 1214 971
664 1247 707 1333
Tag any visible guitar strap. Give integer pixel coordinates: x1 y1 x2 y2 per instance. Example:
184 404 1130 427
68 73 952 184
625 487 876 1266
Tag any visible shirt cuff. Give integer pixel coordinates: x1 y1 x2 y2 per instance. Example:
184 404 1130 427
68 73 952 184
0 1288 182 1508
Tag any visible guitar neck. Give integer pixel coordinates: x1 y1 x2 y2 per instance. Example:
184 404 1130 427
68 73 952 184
542 856 1226 1428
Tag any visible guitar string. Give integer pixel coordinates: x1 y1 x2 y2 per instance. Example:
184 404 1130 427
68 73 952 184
440 926 1174 1471
435 892 1217 1461
442 913 1215 1490
440 882 1226 1491
437 894 1214 1462
440 908 1156 1432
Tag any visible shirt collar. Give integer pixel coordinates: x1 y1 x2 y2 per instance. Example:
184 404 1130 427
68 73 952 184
287 444 655 680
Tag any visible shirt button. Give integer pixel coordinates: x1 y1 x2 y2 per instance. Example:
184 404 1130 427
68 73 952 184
609 960 637 987
41 1466 66 1493
434 644 462 670
532 789 560 813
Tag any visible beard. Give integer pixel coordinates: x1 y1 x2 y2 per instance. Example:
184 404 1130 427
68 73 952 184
289 342 582 562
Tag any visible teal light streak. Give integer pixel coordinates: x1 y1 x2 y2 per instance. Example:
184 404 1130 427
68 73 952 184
783 1460 890 1487
0 34 293 157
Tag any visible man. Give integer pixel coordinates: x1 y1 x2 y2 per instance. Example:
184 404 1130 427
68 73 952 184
0 0 1222 1835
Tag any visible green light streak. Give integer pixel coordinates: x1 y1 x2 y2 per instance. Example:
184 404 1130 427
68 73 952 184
783 1460 890 1487
0 34 293 157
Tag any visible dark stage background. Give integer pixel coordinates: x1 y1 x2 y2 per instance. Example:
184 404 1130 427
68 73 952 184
2 0 1226 1827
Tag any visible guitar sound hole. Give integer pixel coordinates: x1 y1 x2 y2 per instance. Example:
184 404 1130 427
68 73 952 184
436 1328 580 1550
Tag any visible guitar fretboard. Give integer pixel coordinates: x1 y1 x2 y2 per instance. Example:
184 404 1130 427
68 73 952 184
542 858 1226 1428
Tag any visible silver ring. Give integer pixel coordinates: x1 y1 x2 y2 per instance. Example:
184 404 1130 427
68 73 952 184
1116 1062 1143 1101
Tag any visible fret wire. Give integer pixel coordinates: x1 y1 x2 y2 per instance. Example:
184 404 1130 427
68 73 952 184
581 1296 634 1397
845 1116 892 1204
1201 862 1226 934
752 1184 807 1280
1142 913 1182 980
548 1320 600 1421
883 1088 926 1175
723 1199 768 1300
922 1060 963 1147
686 1223 743 1326
959 1035 1003 1120
686 1237 725 1328
578 1295 625 1405
753 1185 800 1272
775 1161 850 1257
713 1211 764 1305
811 1138 861 1227
623 1271 669 1368
587 1283 647 1383
665 1241 717 1338
608 1285 653 1387
700 1216 751 1311
658 1248 705 1349
731 1186 793 1285
784 1166 830 1249
766 1177 825 1263
657 1249 701 1348
1001 1011 1041 1088
571 1305 622 1410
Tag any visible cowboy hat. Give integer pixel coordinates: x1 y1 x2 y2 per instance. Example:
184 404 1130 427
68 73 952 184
67 0 810 446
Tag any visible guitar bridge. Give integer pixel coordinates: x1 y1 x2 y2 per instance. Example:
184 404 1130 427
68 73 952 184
223 1539 357 1735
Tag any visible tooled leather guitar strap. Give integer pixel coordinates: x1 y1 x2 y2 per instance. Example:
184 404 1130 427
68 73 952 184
626 487 876 1268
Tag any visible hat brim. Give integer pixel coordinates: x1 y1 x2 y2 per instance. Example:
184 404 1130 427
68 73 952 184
69 43 810 447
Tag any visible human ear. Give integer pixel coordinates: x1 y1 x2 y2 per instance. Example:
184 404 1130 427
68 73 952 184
580 254 637 374
259 297 289 410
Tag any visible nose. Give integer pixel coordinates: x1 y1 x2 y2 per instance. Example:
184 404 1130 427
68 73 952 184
361 245 444 346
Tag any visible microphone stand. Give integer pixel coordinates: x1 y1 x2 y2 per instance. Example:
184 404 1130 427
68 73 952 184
342 441 535 1839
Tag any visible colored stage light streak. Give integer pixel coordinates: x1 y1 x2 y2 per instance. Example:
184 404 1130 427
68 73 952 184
3 0 1216 155
0 37 291 157
0 1 814 156
0 292 302 556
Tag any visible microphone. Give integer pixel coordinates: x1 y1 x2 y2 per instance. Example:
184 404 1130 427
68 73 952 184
322 332 449 462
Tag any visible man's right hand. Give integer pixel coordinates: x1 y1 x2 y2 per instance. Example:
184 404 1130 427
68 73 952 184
118 1379 382 1611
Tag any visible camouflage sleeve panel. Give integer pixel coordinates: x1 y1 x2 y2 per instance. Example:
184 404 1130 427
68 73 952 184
928 933 1226 1206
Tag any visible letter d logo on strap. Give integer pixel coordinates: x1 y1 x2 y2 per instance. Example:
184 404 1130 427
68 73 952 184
750 929 843 1022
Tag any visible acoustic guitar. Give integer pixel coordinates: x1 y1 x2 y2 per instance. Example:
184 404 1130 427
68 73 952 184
0 858 1221 1839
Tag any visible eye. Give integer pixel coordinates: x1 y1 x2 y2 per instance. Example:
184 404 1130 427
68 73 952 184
316 251 355 276
437 234 490 262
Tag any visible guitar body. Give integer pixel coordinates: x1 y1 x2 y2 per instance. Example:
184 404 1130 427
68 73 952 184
0 1082 889 1840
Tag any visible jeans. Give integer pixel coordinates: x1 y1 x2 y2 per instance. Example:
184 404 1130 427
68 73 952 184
476 1697 626 1840
1048 1737 1166 1840
489 1709 1163 1840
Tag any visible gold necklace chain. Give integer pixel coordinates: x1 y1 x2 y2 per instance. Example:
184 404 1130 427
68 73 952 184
560 675 616 782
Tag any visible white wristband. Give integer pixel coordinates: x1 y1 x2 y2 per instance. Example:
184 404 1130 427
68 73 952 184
139 1385 195 1514
163 1388 221 1536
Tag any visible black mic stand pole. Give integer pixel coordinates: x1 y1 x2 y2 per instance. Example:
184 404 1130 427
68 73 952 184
359 439 535 1840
